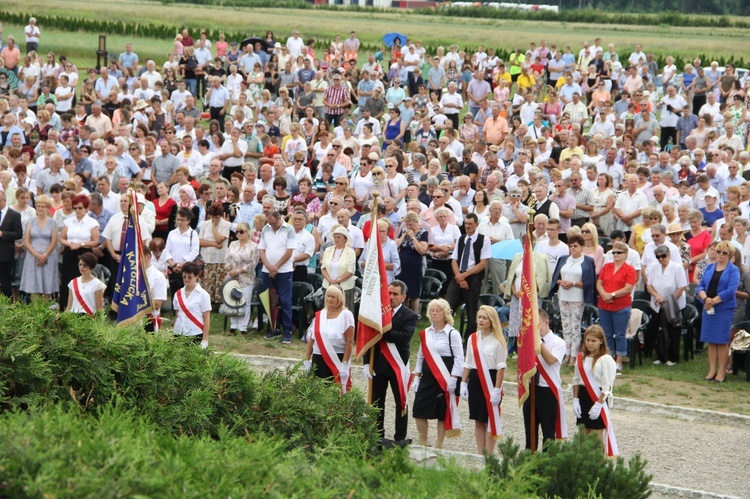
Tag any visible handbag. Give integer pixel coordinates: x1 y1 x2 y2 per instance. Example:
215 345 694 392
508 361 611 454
219 303 245 317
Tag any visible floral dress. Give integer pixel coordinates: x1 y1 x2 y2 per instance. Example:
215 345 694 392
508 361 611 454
249 71 264 101
225 240 260 288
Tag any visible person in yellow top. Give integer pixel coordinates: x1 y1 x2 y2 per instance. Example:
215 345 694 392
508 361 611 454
508 49 525 82
516 67 536 94
494 64 512 87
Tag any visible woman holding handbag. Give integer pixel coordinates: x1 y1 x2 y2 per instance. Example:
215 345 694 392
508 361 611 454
224 222 259 334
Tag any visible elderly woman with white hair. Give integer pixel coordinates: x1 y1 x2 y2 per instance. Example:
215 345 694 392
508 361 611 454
224 222 259 334
412 298 464 449
428 206 461 295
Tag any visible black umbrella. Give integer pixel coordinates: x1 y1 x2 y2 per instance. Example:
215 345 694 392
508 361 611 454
240 37 270 53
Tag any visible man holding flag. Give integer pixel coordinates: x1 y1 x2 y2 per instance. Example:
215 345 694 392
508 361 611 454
363 279 418 445
111 190 154 326
516 228 542 450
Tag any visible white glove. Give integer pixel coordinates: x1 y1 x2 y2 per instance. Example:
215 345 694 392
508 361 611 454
589 402 603 420
339 370 350 387
447 377 457 394
459 382 469 401
490 387 503 405
573 398 582 418
412 376 420 393
363 365 374 380
200 340 208 350
303 360 312 372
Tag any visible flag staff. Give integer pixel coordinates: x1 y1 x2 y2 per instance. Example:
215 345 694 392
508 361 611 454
367 190 379 405
526 208 537 453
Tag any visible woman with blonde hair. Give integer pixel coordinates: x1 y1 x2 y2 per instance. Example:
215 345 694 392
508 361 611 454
460 305 507 454
581 222 604 274
303 285 354 393
413 298 464 449
628 206 660 255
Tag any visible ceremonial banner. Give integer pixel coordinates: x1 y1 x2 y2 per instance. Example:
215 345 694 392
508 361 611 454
111 190 153 325
517 236 541 407
355 215 392 359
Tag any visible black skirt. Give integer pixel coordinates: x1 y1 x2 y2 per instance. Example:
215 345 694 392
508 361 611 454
311 352 344 381
468 368 497 423
576 385 606 430
413 355 455 421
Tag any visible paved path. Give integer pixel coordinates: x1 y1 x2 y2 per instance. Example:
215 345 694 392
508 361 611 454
236 354 750 498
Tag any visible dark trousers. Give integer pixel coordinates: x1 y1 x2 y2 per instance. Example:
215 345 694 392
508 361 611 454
654 308 681 363
522 385 558 451
0 260 12 297
446 114 460 130
325 113 344 127
446 273 482 336
210 107 225 132
571 218 588 228
59 247 91 308
293 265 308 283
660 126 677 148
106 252 120 299
372 372 408 441
260 271 293 340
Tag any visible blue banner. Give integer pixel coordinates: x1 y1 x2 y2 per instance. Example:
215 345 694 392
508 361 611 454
111 192 153 325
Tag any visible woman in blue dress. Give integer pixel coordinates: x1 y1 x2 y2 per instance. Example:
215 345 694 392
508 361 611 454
395 212 429 313
383 107 405 148
696 240 740 382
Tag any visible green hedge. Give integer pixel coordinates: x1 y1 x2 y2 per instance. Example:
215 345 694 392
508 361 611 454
0 404 522 498
0 298 379 453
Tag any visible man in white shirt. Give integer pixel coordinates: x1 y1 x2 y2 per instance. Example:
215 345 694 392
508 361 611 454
353 108 381 138
285 30 305 58
478 200 514 295
657 86 687 148
439 83 463 129
291 209 316 283
258 210 297 344
613 174 648 236
535 218 569 269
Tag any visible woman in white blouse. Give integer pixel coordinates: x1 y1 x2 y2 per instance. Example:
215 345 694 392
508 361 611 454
59 194 99 309
164 207 201 295
428 207 460 295
321 226 357 310
66 252 105 315
460 305 507 454
172 261 210 348
303 285 354 385
645 243 688 366
412 298 464 449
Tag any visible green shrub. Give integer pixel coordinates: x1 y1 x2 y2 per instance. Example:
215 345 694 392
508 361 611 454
0 404 534 498
486 432 652 499
0 298 379 453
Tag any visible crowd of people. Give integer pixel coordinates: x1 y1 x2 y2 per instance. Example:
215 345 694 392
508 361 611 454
0 18 748 448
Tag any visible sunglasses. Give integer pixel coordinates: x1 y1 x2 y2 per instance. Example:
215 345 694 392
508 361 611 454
655 253 669 259
236 230 246 234
716 250 730 256
432 195 444 199
581 229 591 234
612 251 625 255
332 145 341 148
334 182 346 185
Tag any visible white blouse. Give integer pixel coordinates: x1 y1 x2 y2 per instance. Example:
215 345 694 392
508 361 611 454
311 309 355 354
559 255 585 302
67 277 105 314
415 325 465 377
172 284 211 337
573 354 617 402
64 215 99 244
464 333 507 371
429 223 461 248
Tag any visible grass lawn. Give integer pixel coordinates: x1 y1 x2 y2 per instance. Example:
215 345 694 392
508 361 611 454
2 0 749 61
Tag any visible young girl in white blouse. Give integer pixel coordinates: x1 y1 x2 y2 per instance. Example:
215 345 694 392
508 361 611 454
572 325 618 454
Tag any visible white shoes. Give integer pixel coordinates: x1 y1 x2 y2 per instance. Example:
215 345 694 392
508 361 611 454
652 360 662 365
666 361 676 367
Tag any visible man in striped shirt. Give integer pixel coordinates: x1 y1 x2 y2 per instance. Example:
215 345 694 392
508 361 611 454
323 73 351 127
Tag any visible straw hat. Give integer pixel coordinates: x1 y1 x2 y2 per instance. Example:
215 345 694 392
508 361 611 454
220 278 246 309
666 222 687 235
134 99 149 111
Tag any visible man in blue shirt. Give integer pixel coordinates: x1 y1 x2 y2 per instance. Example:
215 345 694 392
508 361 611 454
297 58 315 85
118 43 138 71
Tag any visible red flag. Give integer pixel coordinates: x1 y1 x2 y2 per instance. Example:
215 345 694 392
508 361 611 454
355 215 392 359
517 235 541 407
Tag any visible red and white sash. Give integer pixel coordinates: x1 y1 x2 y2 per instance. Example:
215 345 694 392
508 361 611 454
420 329 461 437
537 354 568 440
176 289 204 333
379 340 413 415
577 353 619 457
470 333 502 440
147 313 162 331
314 311 352 394
72 278 94 316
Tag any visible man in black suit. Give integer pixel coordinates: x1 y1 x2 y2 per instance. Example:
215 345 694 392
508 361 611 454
0 191 23 298
364 280 419 443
